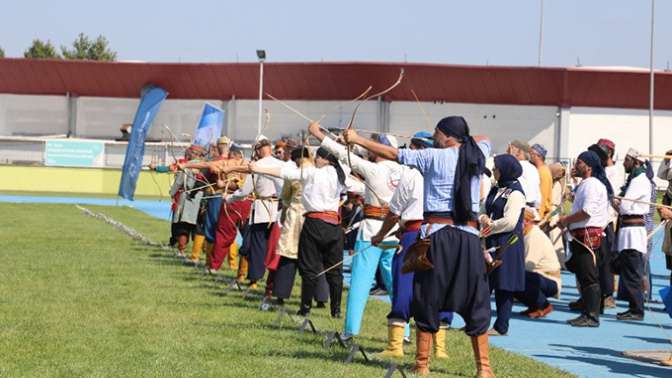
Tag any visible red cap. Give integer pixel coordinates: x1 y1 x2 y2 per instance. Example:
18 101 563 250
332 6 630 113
597 138 615 150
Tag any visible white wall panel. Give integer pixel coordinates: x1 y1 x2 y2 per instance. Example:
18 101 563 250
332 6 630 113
389 102 559 158
0 94 68 136
76 97 224 141
231 100 379 142
567 107 672 160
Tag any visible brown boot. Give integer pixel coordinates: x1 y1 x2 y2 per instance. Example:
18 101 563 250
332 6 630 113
410 330 433 376
471 334 495 378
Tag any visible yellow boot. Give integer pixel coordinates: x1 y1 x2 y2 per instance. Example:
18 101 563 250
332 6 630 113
374 324 405 359
228 242 240 270
237 257 249 283
189 234 205 262
433 326 448 359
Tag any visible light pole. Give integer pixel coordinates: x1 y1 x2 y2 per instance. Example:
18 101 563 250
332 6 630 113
256 49 266 138
648 1 655 155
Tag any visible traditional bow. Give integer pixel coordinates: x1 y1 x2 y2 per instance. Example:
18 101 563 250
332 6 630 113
344 68 405 169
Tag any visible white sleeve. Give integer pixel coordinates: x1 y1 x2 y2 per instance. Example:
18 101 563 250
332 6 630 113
321 136 377 178
388 180 407 216
280 164 310 181
488 191 525 234
581 180 604 217
237 174 254 197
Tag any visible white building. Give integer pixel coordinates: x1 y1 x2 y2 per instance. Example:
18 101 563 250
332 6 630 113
1 59 671 166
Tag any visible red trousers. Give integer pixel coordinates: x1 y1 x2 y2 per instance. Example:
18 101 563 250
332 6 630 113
210 199 252 270
264 223 282 271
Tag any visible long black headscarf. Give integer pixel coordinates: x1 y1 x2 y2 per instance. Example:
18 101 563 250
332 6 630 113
436 116 486 223
578 150 614 199
316 147 346 186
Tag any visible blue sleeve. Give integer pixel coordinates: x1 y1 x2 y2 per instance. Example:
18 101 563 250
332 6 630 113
398 148 434 173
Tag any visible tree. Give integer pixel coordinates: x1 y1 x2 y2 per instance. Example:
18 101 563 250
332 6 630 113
24 39 60 59
61 33 116 61
0 46 4 58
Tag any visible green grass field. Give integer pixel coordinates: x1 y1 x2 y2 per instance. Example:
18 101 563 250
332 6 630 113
0 203 574 377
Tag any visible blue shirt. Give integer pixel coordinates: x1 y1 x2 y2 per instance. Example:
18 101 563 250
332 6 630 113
398 140 491 235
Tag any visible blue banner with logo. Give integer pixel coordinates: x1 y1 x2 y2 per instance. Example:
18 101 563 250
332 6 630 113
193 103 224 147
118 85 168 200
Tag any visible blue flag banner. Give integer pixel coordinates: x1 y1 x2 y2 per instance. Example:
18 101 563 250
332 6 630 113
118 85 168 200
193 103 224 147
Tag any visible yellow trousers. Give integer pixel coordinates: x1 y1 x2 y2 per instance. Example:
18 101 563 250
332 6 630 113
228 242 240 270
190 234 205 261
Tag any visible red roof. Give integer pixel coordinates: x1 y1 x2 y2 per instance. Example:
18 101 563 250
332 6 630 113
1 58 671 110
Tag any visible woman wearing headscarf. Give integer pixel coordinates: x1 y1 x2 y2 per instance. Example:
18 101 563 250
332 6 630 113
248 146 346 319
558 150 611 327
480 154 526 336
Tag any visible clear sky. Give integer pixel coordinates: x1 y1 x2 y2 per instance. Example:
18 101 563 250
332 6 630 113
3 0 671 69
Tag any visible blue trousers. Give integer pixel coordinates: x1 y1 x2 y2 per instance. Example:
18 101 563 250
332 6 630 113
513 271 558 310
493 289 513 335
204 197 222 243
344 238 395 336
389 230 453 326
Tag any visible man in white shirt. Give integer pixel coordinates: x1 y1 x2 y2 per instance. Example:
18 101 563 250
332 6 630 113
309 125 402 340
507 140 541 209
593 138 624 309
613 148 652 321
231 138 285 288
559 150 610 327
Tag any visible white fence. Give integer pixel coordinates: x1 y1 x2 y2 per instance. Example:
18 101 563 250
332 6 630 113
0 137 189 168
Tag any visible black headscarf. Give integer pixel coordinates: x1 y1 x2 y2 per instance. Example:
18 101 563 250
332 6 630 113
436 116 486 223
316 147 346 186
485 154 524 211
494 155 523 188
587 144 609 167
290 146 310 163
578 150 614 199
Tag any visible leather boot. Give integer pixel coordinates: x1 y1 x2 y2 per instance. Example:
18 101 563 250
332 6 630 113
237 257 249 283
584 284 601 324
433 327 448 359
329 282 343 318
298 278 315 316
374 324 405 359
471 334 495 378
410 330 432 376
204 241 213 269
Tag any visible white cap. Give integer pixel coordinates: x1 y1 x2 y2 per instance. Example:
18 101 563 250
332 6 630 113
626 148 645 162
